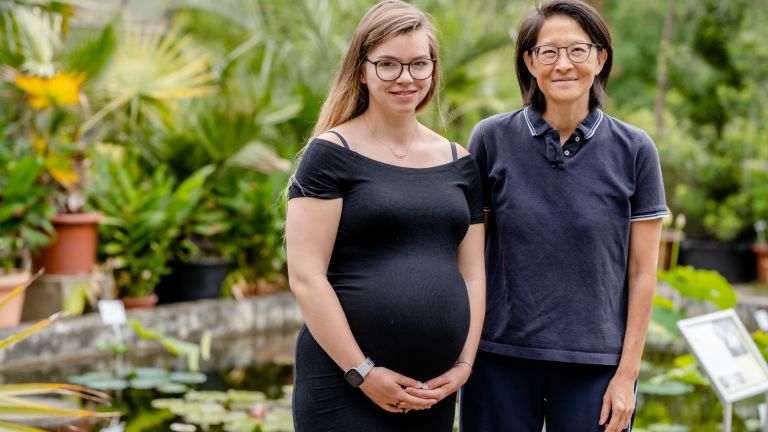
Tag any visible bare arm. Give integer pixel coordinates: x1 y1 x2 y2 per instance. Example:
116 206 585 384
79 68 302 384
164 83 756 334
286 197 435 413
405 223 486 401
600 218 662 431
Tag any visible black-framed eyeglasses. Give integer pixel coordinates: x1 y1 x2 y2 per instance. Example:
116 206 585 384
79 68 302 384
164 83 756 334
530 43 601 65
365 58 437 81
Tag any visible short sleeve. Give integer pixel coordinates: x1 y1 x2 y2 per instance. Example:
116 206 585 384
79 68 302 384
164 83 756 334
630 134 669 221
288 141 345 200
459 157 485 225
468 122 492 211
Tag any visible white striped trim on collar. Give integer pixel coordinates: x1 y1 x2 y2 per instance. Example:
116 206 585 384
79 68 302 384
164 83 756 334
524 107 605 139
585 109 604 139
523 106 538 136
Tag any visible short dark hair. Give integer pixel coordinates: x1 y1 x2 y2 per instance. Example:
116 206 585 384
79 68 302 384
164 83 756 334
515 0 613 112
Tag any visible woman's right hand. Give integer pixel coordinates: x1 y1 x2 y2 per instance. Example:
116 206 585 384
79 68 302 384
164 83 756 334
359 367 437 413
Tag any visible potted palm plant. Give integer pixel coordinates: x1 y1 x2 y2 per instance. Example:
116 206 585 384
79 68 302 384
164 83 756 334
87 148 213 308
0 142 56 328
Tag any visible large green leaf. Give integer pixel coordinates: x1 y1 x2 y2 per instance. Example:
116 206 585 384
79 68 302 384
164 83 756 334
4 158 41 198
657 266 737 309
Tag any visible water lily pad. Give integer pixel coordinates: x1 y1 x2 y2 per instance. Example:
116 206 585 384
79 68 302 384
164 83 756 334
152 398 185 410
638 380 694 395
87 378 130 391
170 371 208 384
130 376 171 389
158 383 189 394
649 424 690 432
226 390 267 403
133 367 170 378
185 390 228 403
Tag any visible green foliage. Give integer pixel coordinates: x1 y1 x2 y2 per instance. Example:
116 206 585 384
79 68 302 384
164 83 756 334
604 0 768 242
151 389 293 432
0 138 56 272
129 319 209 372
87 148 213 297
657 266 738 310
0 276 116 430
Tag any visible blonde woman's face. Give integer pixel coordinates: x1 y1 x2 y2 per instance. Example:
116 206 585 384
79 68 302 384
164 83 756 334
362 30 433 116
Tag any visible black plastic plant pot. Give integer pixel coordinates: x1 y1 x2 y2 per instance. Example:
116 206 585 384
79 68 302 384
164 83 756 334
155 258 231 304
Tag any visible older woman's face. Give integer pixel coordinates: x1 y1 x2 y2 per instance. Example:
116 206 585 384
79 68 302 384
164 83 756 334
524 14 606 112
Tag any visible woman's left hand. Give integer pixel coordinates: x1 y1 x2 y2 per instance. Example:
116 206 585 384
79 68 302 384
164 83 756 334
402 363 472 403
599 374 636 432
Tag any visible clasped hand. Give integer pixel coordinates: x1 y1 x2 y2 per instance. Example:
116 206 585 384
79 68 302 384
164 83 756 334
360 363 472 414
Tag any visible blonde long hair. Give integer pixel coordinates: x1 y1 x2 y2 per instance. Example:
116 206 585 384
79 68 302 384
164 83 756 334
311 0 441 137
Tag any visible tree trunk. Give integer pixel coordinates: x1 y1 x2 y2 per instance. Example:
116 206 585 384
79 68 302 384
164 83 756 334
655 0 677 138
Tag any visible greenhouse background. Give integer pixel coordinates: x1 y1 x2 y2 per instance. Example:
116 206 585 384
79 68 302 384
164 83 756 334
1 0 768 430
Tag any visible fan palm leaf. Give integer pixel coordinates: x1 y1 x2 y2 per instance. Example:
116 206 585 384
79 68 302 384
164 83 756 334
83 21 217 133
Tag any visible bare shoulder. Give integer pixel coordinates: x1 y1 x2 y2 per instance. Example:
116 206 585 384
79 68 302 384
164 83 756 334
314 130 345 147
453 142 470 158
422 127 469 157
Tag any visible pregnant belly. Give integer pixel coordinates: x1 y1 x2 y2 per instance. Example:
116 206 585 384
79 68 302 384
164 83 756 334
334 266 470 381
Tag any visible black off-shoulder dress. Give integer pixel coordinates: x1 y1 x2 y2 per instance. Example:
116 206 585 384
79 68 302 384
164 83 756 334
288 132 484 432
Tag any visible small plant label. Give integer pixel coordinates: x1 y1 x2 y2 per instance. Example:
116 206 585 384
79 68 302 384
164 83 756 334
98 300 127 326
755 309 768 332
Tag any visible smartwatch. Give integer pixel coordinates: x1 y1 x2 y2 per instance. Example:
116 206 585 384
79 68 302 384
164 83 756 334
344 357 375 388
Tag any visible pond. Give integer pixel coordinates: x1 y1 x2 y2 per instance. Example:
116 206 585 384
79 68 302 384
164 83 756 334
3 329 765 431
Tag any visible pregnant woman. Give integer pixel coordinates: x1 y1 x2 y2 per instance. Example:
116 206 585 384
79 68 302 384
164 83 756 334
285 1 485 431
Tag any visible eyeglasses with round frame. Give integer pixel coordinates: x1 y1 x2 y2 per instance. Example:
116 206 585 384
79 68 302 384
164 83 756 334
530 43 601 65
365 58 437 81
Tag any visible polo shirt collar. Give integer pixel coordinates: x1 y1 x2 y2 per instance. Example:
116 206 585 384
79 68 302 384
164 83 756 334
523 106 605 139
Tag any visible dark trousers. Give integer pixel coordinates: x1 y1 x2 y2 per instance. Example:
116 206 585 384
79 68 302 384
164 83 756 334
459 351 636 432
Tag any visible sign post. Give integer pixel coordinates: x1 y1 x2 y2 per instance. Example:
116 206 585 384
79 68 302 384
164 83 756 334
678 309 768 432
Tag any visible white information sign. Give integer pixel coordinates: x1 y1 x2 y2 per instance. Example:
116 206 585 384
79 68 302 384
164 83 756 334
678 309 768 403
97 300 127 326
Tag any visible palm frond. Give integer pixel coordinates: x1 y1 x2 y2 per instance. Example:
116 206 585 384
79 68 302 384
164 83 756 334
87 21 217 132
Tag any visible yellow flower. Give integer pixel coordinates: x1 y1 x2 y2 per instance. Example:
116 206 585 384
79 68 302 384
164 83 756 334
15 72 85 109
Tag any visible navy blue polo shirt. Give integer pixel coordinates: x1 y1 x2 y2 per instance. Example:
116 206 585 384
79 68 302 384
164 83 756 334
469 107 669 365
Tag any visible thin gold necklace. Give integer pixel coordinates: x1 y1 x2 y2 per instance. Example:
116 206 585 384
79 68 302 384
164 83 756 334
363 115 418 160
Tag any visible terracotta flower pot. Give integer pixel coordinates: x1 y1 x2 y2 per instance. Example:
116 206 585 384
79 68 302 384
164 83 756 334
0 270 31 328
120 293 159 310
753 244 768 284
35 213 102 275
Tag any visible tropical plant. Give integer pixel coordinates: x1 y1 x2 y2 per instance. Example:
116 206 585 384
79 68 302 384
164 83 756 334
0 134 56 272
0 3 118 213
87 148 213 298
0 276 117 431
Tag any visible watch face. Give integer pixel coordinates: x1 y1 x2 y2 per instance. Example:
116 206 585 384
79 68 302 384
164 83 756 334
344 369 364 388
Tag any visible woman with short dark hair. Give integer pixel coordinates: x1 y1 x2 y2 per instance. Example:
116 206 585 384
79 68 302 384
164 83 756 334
453 0 668 430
